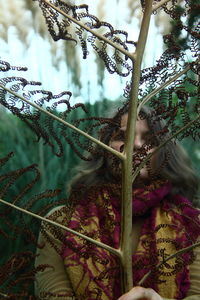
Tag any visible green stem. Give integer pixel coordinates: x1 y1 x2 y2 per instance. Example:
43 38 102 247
0 198 120 257
42 0 134 60
132 113 200 182
152 0 171 12
137 63 192 114
139 241 200 286
0 84 124 161
120 0 154 292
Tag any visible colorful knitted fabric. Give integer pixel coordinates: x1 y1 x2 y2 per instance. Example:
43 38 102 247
61 182 200 299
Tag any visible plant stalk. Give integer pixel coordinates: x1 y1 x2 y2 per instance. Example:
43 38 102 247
120 0 153 293
0 198 120 257
137 63 192 114
42 0 133 59
139 241 200 285
132 112 200 182
152 0 171 12
0 84 124 160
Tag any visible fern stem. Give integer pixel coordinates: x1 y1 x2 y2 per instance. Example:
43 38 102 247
152 0 171 12
42 0 134 60
138 241 200 286
0 84 124 160
137 63 192 113
132 113 200 182
0 198 120 257
120 0 153 293
0 292 9 298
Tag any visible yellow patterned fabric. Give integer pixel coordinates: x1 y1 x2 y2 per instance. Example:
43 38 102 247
61 184 199 299
136 207 178 298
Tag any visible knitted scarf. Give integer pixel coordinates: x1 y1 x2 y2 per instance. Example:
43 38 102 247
61 182 200 300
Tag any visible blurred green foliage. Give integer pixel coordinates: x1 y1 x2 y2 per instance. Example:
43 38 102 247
0 99 116 199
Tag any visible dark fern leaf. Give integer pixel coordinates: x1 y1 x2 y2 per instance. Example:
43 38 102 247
35 0 136 76
0 60 114 160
